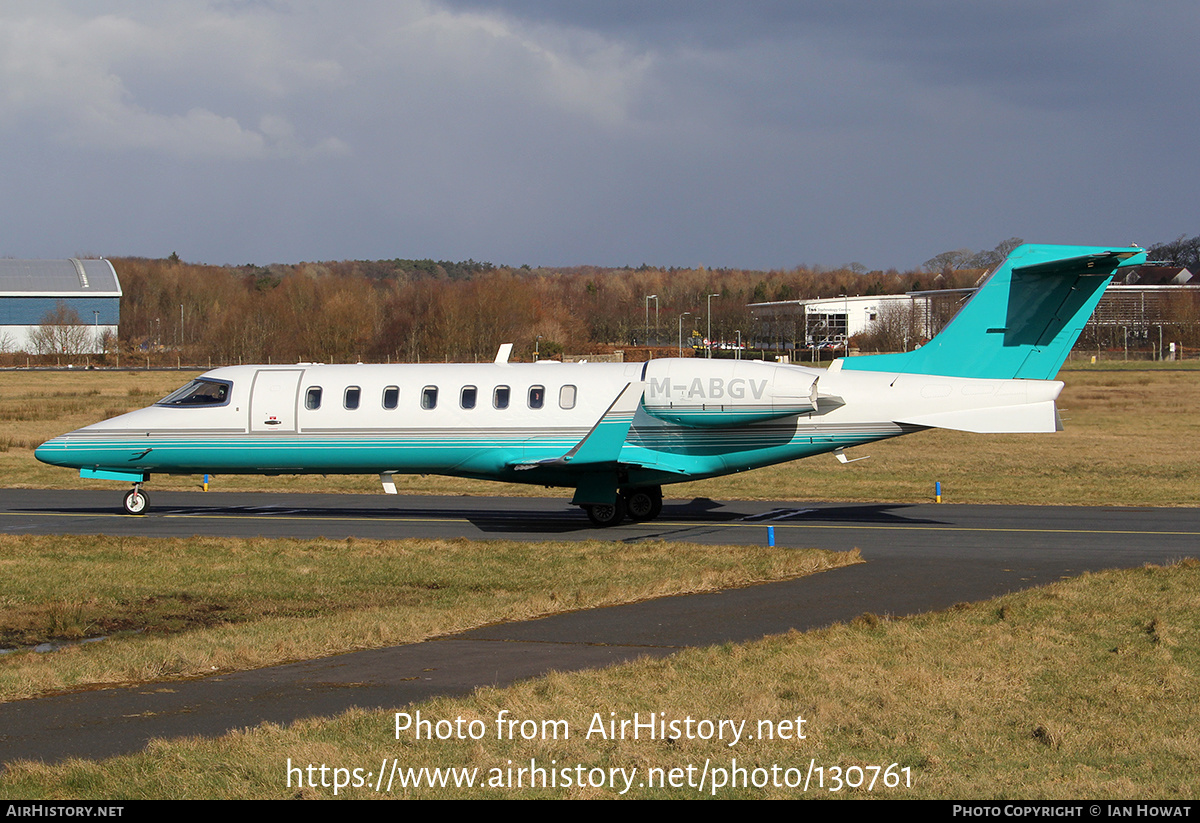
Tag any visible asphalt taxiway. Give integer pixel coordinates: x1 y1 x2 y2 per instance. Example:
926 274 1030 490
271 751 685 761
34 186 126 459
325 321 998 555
1 489 1196 764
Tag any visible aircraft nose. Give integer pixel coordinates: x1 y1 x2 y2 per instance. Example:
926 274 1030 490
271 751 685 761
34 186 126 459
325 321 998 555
34 436 71 467
34 439 55 465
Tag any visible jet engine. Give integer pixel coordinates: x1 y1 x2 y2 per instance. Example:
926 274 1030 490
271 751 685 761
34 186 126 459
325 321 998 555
641 359 816 428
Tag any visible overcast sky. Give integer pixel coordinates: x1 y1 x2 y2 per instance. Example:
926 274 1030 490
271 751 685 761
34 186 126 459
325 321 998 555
1 1 1196 271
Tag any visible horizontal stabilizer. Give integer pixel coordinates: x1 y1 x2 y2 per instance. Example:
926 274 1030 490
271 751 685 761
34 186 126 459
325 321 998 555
1012 251 1138 278
898 400 1059 433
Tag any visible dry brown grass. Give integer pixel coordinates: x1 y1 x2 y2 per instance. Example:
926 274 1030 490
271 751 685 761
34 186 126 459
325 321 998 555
0 533 855 703
3 559 1194 799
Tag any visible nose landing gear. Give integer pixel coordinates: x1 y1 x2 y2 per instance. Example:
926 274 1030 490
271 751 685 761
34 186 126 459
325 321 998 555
123 484 149 515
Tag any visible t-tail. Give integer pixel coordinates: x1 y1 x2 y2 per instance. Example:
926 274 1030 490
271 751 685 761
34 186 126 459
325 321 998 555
840 244 1147 380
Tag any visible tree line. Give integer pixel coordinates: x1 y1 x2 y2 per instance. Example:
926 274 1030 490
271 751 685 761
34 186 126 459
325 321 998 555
11 232 1200 365
107 255 969 365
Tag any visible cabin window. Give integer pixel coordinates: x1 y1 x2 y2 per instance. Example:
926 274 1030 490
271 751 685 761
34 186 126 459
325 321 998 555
559 385 577 410
156 378 232 408
493 386 510 409
461 386 477 409
305 387 322 410
344 386 361 410
421 386 438 410
382 386 399 410
528 385 545 409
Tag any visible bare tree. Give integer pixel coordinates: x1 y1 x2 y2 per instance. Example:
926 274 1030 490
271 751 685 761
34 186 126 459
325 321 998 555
1148 234 1200 271
856 299 927 352
922 249 974 273
29 303 93 356
968 237 1025 269
927 238 1025 273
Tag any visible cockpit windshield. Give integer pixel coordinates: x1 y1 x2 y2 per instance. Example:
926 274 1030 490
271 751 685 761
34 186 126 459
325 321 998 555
155 379 232 408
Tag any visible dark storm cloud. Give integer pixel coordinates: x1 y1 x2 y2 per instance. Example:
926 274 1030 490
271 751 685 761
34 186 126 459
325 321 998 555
0 1 1196 270
444 1 1193 115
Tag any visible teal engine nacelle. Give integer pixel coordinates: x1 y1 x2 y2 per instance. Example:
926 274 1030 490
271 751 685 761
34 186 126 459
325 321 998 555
641 359 817 428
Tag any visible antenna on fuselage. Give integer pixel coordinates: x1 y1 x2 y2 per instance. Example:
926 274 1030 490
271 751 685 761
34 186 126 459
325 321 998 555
494 343 513 364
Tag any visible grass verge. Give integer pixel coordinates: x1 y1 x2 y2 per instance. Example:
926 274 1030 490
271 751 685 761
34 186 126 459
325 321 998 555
0 534 854 703
2 558 1195 799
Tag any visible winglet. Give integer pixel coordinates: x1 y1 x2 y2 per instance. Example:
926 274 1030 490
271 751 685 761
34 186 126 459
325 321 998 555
494 343 513 364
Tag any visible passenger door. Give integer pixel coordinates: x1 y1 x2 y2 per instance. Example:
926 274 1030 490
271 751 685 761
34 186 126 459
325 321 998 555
249 369 303 433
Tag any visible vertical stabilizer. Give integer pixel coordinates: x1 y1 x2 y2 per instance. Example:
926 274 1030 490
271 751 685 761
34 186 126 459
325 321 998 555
840 244 1146 380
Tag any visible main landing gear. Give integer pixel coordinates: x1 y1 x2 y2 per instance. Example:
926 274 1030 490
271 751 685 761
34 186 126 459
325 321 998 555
623 487 663 522
123 484 149 515
583 486 662 528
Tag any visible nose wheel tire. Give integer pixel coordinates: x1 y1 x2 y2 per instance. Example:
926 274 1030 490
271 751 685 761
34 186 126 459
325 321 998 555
623 487 663 522
584 497 626 527
123 488 148 515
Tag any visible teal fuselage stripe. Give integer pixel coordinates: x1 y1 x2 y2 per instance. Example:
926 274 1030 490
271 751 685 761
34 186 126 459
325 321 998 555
35 424 903 487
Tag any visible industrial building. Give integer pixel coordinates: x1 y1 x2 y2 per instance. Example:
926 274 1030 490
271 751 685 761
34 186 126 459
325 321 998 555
1080 266 1198 357
750 267 1198 357
749 292 950 351
0 259 121 354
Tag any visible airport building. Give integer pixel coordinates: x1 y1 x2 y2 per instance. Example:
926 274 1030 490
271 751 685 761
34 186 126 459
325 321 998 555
1080 266 1198 357
749 292 948 350
0 259 122 354
750 267 1198 357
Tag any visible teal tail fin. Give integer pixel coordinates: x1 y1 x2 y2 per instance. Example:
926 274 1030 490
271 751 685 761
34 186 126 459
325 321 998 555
841 244 1146 380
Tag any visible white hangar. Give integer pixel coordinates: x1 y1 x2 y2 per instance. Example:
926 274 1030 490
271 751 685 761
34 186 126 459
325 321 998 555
0 259 121 355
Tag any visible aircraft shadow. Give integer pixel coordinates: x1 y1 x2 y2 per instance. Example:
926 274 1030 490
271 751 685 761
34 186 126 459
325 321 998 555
13 497 951 533
737 503 950 526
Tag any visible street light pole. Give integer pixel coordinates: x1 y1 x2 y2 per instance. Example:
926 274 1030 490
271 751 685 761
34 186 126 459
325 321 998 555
678 312 691 357
644 294 658 346
706 293 719 358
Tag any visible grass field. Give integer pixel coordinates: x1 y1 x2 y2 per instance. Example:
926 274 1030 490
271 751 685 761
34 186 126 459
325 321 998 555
3 364 1199 505
0 534 854 703
2 559 1195 799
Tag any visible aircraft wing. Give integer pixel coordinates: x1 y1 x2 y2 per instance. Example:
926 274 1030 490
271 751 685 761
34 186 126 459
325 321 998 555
510 380 644 472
